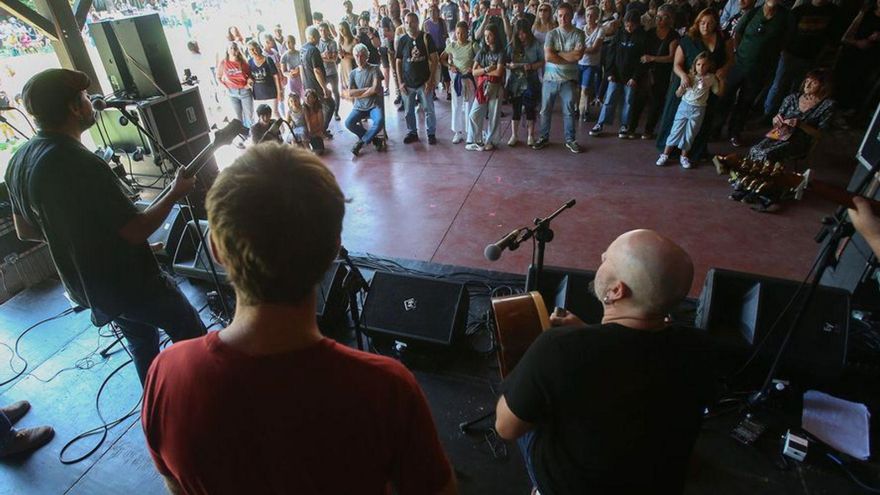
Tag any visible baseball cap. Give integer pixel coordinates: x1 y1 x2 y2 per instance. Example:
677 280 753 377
22 68 91 123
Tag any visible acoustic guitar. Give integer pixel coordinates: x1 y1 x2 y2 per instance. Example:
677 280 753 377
491 291 550 378
713 153 880 211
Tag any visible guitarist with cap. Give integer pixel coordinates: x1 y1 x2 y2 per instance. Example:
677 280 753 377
495 229 714 494
4 69 206 386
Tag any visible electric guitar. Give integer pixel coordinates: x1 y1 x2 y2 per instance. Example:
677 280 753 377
491 291 551 378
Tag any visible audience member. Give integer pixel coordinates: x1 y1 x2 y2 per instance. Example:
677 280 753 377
748 69 834 162
249 104 282 144
577 6 605 122
318 22 342 121
506 18 545 146
285 91 307 145
247 41 282 118
657 51 723 168
442 0 462 34
532 1 559 46
467 23 507 151
763 0 842 118
303 88 328 154
720 0 756 39
396 12 440 144
338 22 358 92
533 2 585 153
495 229 712 494
630 4 678 139
655 8 731 162
281 35 303 99
345 43 387 156
591 10 647 139
425 5 452 100
142 144 457 495
217 42 254 127
834 0 880 115
442 21 477 144
301 26 335 134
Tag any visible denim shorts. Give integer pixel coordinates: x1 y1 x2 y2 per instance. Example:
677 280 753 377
579 64 601 93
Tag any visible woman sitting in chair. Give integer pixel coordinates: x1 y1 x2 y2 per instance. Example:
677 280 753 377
748 69 835 163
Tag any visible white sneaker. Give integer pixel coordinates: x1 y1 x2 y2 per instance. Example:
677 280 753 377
527 135 535 147
465 143 483 151
483 143 495 151
656 154 669 167
508 135 518 147
452 132 463 144
680 156 692 169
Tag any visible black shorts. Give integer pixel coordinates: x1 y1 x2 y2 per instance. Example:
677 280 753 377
379 47 390 68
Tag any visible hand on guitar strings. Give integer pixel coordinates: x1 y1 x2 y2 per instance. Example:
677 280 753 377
550 307 585 328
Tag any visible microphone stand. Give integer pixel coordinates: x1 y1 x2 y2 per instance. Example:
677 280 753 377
339 247 369 351
0 115 30 141
105 106 233 321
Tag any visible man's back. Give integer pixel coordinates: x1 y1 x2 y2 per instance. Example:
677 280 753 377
503 324 714 494
143 332 452 494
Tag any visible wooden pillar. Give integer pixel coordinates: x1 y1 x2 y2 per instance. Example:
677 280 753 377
33 0 103 94
293 0 312 43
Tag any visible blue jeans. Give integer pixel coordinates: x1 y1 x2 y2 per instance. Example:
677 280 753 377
0 410 12 450
517 431 540 490
764 51 812 116
666 101 707 153
403 85 436 136
540 79 578 142
345 106 385 144
109 274 206 385
227 87 254 127
598 81 636 127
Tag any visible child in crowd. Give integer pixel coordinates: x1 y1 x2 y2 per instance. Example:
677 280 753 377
303 89 326 155
657 51 723 169
285 92 307 146
467 24 506 151
249 104 282 144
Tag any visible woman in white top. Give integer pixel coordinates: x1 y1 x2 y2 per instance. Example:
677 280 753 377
531 2 558 46
578 6 606 120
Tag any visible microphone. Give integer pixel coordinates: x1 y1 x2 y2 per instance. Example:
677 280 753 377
90 96 137 111
484 228 528 261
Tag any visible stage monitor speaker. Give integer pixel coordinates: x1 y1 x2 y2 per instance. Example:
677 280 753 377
526 265 604 325
172 220 227 283
696 268 850 380
362 272 469 346
89 13 181 99
135 200 186 261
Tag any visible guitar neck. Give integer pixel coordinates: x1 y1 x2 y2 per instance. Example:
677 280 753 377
808 178 880 210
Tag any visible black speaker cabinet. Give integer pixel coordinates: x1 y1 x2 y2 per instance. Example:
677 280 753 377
89 13 181 99
526 265 604 325
362 272 469 346
138 87 215 218
696 268 850 380
135 200 186 261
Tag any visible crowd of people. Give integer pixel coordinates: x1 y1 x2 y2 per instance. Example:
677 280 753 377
0 19 51 58
211 0 877 167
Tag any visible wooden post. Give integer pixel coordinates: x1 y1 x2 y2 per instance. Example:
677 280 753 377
32 0 103 94
293 0 312 43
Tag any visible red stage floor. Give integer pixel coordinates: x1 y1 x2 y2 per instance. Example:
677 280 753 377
317 96 860 296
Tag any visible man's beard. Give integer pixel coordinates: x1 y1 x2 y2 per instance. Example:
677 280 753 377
78 111 96 132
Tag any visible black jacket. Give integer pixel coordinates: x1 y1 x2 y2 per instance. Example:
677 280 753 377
610 27 648 82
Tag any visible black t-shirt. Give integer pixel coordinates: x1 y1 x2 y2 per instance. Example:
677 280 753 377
301 42 325 92
4 131 160 323
396 32 438 88
502 324 715 494
784 2 842 59
645 28 680 83
249 57 279 100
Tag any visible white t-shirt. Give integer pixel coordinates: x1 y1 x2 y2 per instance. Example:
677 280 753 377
579 25 603 66
682 73 721 107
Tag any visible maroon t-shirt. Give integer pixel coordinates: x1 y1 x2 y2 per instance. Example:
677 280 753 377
142 332 452 494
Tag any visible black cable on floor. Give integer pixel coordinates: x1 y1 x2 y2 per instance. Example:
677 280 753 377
0 307 76 387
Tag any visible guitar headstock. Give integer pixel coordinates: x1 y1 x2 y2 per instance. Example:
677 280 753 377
714 154 811 211
213 119 247 147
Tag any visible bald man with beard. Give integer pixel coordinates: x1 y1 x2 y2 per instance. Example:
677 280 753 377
495 230 714 495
